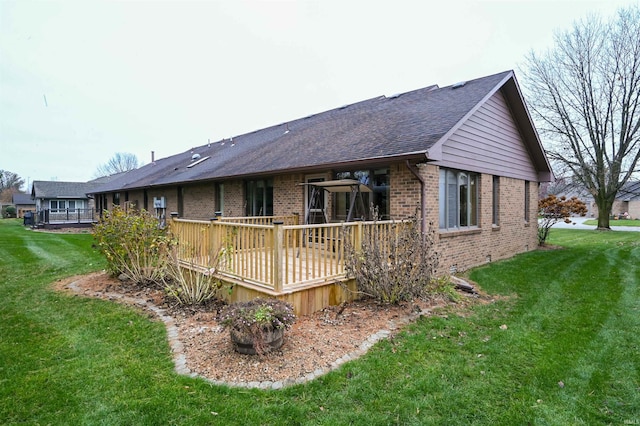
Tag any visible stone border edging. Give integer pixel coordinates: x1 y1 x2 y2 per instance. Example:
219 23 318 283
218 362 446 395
66 280 432 390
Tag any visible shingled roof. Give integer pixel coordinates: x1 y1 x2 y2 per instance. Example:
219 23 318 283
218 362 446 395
12 193 34 205
31 181 93 199
618 181 640 201
92 70 550 193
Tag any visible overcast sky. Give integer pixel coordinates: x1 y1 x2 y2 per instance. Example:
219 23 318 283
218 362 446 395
1 0 636 189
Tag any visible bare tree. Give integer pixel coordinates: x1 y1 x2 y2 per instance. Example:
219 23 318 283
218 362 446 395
94 152 141 178
0 170 25 203
523 6 640 229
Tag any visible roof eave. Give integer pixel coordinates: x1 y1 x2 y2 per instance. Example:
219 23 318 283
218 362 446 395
90 152 430 193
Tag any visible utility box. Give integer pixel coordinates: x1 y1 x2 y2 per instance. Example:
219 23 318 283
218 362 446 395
153 197 166 209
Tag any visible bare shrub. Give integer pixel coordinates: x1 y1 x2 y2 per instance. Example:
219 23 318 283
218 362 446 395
163 243 231 306
343 215 443 304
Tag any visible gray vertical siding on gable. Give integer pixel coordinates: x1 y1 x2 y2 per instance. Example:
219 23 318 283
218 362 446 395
436 91 539 181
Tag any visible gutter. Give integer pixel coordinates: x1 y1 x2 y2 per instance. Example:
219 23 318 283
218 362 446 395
405 160 426 235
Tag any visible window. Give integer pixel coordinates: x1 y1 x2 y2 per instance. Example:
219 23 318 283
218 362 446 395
245 178 273 216
439 168 478 230
113 192 120 206
333 168 389 220
524 180 530 222
492 175 500 226
177 186 184 217
50 200 65 211
49 200 83 212
215 183 224 214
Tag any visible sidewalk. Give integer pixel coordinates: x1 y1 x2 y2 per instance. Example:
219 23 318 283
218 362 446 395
543 217 640 232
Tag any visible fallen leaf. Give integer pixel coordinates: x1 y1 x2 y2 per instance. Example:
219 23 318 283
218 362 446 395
499 324 508 330
558 381 565 388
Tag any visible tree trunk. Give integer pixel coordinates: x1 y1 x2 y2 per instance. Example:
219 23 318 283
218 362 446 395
596 198 613 230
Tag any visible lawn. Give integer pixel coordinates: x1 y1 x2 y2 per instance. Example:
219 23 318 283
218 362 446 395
584 218 640 227
1 219 639 425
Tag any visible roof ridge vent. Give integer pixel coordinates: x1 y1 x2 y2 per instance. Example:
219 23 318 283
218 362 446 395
387 92 402 99
191 153 201 161
451 81 467 89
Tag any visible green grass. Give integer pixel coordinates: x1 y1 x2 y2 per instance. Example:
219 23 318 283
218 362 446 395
1 219 639 425
584 218 640 227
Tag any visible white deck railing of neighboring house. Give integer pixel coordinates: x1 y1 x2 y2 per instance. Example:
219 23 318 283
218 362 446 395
170 216 408 294
37 208 97 224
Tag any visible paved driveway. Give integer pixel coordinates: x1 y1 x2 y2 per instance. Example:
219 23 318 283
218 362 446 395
543 217 640 232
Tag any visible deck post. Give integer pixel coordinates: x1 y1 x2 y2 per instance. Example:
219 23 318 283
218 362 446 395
272 221 284 293
355 221 363 252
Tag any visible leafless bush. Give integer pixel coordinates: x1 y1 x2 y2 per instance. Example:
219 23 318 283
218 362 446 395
163 242 232 306
342 214 443 304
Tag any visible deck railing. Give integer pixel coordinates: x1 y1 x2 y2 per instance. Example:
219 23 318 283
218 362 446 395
170 216 409 293
37 208 96 224
215 215 299 226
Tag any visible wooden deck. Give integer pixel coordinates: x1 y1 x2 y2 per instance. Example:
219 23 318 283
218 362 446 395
171 217 406 315
36 208 96 225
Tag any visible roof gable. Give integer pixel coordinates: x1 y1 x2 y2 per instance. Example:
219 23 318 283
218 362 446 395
427 72 551 181
437 90 541 180
12 193 34 205
32 181 93 199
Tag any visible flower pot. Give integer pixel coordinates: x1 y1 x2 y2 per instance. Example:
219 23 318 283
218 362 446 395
230 327 284 355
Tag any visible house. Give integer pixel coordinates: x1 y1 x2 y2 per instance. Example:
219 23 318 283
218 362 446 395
31 181 97 227
541 179 640 219
615 181 640 219
11 193 35 218
90 70 552 312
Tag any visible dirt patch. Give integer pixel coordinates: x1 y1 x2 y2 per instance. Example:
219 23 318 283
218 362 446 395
31 227 93 234
54 272 490 386
537 243 566 251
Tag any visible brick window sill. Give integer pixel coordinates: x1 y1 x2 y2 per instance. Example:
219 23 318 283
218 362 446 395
439 227 482 239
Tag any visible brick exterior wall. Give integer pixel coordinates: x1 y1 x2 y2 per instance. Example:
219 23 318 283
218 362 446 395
384 164 539 274
389 162 422 219
124 190 145 210
223 180 244 217
96 161 540 275
591 199 639 220
146 188 178 215
182 182 216 220
433 172 539 274
273 173 305 217
628 201 640 220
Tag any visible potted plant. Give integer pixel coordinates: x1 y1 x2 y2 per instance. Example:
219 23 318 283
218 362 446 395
217 298 296 355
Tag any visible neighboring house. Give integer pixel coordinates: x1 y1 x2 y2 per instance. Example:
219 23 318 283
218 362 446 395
31 181 96 227
90 70 552 275
543 179 640 219
615 181 640 219
11 193 35 218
